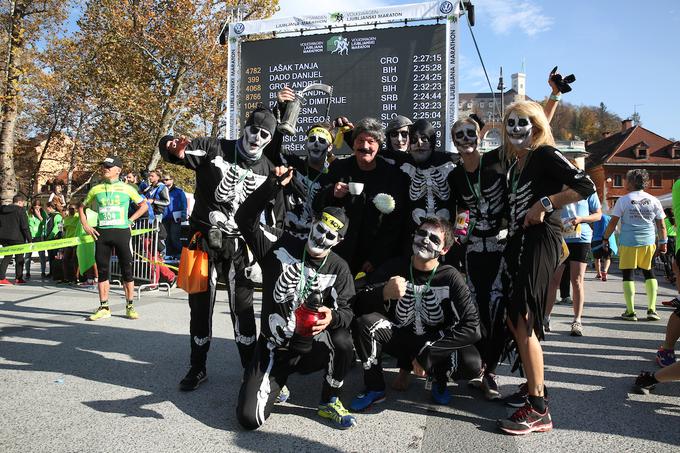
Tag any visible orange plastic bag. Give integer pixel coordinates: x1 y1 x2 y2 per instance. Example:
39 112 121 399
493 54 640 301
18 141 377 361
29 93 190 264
177 233 209 294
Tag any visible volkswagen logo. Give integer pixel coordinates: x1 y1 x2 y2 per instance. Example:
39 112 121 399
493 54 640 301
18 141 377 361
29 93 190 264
440 1 454 15
233 23 245 35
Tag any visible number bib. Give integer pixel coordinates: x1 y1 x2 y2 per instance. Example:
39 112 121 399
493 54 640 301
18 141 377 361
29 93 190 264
98 205 126 227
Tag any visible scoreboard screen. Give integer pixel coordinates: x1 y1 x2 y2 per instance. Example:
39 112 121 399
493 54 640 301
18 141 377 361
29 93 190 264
240 24 446 154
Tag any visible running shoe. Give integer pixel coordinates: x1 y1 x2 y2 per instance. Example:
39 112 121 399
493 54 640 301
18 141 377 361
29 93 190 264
0 278 13 285
318 397 357 429
125 304 140 320
633 371 657 395
504 382 528 408
662 297 680 308
595 273 602 279
88 306 111 321
559 296 572 305
621 311 638 322
482 372 501 400
275 385 290 404
349 390 386 412
15 278 27 284
179 367 207 391
601 272 608 282
431 381 452 405
497 402 553 435
570 321 583 337
468 369 484 388
646 310 660 321
656 347 676 368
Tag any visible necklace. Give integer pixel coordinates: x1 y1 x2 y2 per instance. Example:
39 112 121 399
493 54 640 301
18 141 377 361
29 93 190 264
298 247 329 301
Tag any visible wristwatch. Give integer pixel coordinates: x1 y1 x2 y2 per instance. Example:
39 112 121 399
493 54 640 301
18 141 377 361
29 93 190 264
540 196 554 213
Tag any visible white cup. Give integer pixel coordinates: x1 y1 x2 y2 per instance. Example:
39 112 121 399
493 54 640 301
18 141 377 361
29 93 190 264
348 182 364 195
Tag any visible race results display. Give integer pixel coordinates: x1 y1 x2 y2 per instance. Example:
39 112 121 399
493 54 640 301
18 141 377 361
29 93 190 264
240 24 446 154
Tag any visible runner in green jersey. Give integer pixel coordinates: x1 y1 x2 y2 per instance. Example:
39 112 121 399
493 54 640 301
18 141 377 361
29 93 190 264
79 156 148 321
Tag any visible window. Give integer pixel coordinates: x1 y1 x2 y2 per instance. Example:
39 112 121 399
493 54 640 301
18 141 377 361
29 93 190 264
637 149 647 159
467 102 472 109
479 102 485 108
652 172 662 187
613 174 623 187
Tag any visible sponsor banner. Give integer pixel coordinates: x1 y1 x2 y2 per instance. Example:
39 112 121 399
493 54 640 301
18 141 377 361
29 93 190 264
229 1 459 37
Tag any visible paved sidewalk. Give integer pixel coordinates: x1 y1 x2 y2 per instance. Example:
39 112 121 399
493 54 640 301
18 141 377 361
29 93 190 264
1 267 679 452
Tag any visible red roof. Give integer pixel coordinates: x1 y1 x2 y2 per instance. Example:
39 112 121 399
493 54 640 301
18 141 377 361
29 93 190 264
586 125 675 168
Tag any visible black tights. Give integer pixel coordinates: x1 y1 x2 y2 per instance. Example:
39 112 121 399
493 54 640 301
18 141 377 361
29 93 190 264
622 268 655 281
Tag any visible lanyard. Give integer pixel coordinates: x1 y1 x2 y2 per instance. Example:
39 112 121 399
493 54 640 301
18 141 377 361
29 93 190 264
298 247 329 300
233 148 253 184
463 154 483 201
509 152 531 196
409 261 438 303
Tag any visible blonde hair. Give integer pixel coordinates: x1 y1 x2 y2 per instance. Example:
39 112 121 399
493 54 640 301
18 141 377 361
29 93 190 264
450 117 481 142
502 101 555 162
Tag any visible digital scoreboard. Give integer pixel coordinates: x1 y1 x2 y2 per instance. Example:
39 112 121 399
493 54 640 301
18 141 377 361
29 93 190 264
240 24 447 154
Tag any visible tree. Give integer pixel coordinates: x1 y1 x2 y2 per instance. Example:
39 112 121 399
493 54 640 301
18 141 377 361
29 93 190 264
0 0 69 203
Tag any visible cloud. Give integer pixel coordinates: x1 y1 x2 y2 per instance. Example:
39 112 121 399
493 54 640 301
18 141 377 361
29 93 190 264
475 0 553 36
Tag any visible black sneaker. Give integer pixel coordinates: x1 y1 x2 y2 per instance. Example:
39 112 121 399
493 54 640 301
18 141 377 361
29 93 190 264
179 367 207 391
498 401 553 435
482 372 501 400
633 371 657 395
504 382 528 408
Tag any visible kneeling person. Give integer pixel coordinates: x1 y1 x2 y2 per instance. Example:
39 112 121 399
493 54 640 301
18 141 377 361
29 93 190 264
235 166 357 430
351 217 482 410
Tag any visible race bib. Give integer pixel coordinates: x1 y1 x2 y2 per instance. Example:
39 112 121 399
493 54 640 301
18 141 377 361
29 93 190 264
98 205 126 227
562 218 581 240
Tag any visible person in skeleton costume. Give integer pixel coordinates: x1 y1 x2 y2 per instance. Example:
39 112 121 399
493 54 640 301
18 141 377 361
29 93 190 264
380 115 413 165
158 106 285 391
497 101 595 435
450 115 509 401
313 117 408 275
350 217 481 410
235 166 357 430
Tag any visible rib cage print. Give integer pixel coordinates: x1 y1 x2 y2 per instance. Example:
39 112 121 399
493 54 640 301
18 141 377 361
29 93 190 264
461 177 505 234
285 171 321 240
395 284 448 335
401 162 454 224
509 180 532 237
212 156 267 235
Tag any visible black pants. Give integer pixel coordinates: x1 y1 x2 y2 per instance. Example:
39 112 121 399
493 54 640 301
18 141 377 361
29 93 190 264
189 235 256 369
0 240 24 280
353 312 482 391
559 263 571 299
465 242 507 374
163 219 182 258
63 246 78 283
237 329 353 430
95 228 133 282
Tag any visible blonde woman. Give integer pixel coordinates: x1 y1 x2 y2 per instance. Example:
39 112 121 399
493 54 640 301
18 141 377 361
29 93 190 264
497 101 596 435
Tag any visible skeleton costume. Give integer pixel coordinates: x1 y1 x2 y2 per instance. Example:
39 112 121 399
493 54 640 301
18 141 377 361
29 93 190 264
158 107 285 373
503 135 595 337
353 253 481 391
451 119 509 375
235 174 355 430
380 115 413 166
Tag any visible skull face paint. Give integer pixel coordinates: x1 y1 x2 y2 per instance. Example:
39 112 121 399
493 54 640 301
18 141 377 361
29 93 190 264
306 221 340 257
506 112 532 149
389 127 410 152
412 225 445 260
453 123 478 154
241 125 272 158
409 132 433 163
305 128 331 167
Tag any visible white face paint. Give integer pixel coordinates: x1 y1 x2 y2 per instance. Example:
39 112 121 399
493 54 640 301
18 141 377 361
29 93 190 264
409 132 433 163
306 220 341 257
453 124 478 154
506 112 533 149
241 125 272 158
389 127 409 152
412 224 445 260
305 133 330 167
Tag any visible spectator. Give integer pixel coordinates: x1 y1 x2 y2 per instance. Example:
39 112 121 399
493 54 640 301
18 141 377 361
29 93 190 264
48 183 66 209
61 203 81 285
602 169 666 322
161 173 187 259
44 202 63 279
142 169 175 284
591 213 617 281
0 194 31 285
124 171 139 192
25 199 47 279
138 169 150 194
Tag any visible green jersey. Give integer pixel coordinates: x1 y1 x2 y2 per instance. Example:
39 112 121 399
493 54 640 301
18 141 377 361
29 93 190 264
84 180 144 229
673 179 680 252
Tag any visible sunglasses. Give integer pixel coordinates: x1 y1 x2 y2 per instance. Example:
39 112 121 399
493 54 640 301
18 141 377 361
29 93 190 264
389 131 409 139
415 228 442 246
315 223 338 241
410 135 430 145
163 178 172 181
308 135 328 145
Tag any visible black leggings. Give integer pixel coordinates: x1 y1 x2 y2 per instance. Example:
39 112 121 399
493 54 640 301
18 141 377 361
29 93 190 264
95 228 133 282
622 268 655 281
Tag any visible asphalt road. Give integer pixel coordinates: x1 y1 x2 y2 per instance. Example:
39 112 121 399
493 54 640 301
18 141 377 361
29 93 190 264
1 264 679 452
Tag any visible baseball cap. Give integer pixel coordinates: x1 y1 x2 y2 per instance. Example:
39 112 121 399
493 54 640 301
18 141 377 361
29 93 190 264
101 156 123 168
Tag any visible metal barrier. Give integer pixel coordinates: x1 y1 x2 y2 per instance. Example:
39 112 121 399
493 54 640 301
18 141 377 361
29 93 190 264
110 217 172 300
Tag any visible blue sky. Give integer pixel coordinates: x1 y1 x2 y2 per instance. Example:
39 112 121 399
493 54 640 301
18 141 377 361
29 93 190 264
275 0 680 140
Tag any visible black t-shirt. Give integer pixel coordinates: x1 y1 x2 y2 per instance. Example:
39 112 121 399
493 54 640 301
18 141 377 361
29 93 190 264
236 176 355 347
507 145 596 238
452 147 508 239
159 137 283 237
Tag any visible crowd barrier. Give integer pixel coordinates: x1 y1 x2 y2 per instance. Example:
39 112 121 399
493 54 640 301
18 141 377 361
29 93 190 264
109 217 172 301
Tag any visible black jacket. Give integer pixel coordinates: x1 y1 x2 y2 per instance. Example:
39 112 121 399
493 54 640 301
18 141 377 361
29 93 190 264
0 204 31 243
